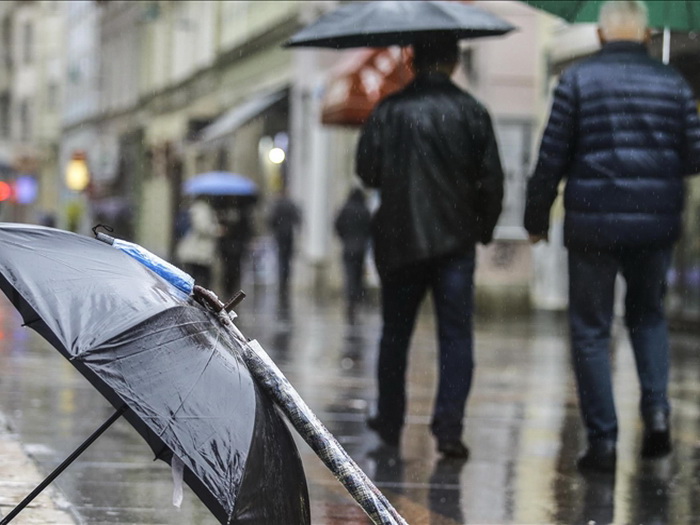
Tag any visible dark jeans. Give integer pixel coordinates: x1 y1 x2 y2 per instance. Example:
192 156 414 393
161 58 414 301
568 247 672 445
277 241 293 306
342 251 365 324
376 249 475 441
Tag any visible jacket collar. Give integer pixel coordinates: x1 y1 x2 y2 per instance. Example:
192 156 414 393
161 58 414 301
412 71 453 87
599 40 649 56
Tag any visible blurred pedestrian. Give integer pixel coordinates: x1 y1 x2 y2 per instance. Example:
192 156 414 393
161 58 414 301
356 36 504 458
38 211 56 228
524 0 700 474
334 187 371 327
174 207 191 242
267 190 301 311
217 204 253 298
176 196 222 289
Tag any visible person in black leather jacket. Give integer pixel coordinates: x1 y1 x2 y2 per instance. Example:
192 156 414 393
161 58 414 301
356 36 504 459
524 0 700 474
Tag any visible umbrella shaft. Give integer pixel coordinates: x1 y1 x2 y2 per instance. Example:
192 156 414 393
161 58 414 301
662 26 670 64
241 339 407 525
0 405 128 525
195 284 407 524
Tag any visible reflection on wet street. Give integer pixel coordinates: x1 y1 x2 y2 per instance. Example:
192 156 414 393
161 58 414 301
1 287 700 524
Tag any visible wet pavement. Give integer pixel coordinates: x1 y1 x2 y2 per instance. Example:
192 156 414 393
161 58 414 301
1 285 700 524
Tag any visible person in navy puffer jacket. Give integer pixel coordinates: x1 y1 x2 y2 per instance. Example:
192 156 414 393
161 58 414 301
525 0 700 474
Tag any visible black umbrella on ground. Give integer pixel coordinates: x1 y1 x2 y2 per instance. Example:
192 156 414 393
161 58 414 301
0 223 309 524
0 223 407 525
284 0 516 49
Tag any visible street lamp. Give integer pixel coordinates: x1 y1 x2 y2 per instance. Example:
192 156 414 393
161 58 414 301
65 151 90 192
268 147 286 165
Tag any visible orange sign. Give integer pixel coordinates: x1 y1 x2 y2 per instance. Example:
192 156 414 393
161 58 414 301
321 47 414 127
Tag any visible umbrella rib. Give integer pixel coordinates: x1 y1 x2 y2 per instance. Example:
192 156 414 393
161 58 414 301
4 238 98 273
156 331 222 438
3 239 135 278
74 317 205 361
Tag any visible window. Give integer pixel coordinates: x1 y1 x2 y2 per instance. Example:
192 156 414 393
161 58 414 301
47 82 59 111
0 94 9 138
23 21 33 64
19 99 31 141
460 47 476 83
1 17 11 69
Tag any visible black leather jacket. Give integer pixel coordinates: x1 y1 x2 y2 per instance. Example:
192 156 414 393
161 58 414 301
525 41 700 250
356 72 504 277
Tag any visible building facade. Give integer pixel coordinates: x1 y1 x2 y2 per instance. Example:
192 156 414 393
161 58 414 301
0 0 64 225
1 1 577 310
2 1 696 321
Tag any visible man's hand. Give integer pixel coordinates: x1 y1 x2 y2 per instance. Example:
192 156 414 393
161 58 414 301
528 233 548 244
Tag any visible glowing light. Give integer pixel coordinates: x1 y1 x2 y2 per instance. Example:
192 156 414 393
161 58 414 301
15 176 37 204
268 147 286 164
65 152 90 192
0 181 11 201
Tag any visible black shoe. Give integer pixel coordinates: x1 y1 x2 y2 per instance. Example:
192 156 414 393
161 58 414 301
641 410 672 459
367 416 400 448
577 440 616 474
437 438 470 460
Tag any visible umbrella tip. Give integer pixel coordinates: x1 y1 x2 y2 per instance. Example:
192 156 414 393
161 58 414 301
224 290 246 312
92 224 115 245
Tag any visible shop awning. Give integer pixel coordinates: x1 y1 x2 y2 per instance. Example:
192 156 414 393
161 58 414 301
321 47 414 127
199 90 287 144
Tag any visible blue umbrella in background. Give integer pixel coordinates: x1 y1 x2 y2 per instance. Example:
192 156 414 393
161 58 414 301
184 171 259 197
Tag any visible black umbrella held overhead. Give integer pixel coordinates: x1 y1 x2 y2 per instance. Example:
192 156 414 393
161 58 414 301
0 223 309 524
284 0 516 49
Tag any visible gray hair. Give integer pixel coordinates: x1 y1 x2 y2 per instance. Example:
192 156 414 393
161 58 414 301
598 1 648 41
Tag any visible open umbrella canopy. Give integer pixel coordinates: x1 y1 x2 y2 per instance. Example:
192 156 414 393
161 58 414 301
284 0 516 49
184 171 258 197
522 0 700 64
0 223 309 524
522 1 700 31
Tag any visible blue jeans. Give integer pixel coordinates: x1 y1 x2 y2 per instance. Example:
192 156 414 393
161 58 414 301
568 247 672 444
376 249 475 441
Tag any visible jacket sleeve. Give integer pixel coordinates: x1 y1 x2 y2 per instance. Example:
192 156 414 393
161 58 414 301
355 110 383 188
681 83 700 176
524 71 578 236
475 109 504 244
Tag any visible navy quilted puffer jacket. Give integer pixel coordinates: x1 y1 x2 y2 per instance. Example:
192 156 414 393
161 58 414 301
525 41 700 250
